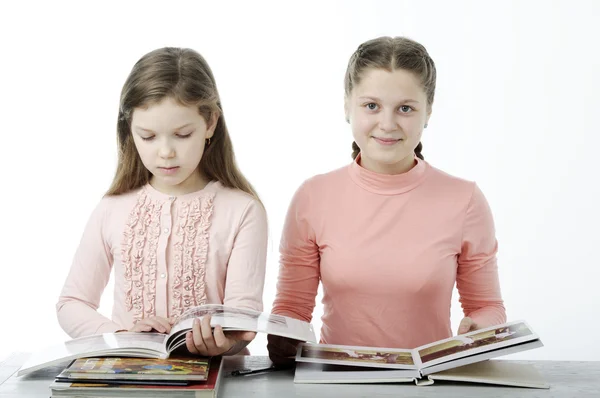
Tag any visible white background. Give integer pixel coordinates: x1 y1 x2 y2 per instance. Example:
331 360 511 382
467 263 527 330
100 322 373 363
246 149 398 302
0 0 598 362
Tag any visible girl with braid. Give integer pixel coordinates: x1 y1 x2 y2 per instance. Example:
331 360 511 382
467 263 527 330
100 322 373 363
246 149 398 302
268 36 506 366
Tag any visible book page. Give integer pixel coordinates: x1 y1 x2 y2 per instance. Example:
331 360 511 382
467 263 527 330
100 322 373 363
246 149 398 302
167 304 317 349
17 332 169 377
295 343 418 370
416 320 539 369
420 339 544 376
294 362 420 384
427 360 550 389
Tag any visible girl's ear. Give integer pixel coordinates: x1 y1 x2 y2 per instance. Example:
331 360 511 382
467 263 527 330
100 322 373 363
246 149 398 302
425 106 433 127
344 97 350 123
206 111 219 138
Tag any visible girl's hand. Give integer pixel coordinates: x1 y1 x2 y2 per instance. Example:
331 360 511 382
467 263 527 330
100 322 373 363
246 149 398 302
129 316 173 334
267 334 302 368
185 315 256 356
457 317 478 334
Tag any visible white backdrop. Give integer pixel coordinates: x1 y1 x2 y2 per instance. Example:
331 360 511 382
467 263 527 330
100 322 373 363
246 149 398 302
0 0 598 361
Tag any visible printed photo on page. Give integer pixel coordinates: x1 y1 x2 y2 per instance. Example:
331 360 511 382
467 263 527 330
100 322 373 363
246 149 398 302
417 321 537 367
297 343 416 369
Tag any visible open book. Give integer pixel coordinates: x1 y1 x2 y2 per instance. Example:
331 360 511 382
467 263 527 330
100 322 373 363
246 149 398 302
294 320 549 388
18 304 316 376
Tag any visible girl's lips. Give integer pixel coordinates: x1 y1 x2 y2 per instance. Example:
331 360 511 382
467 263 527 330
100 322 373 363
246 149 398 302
158 166 180 175
373 137 402 146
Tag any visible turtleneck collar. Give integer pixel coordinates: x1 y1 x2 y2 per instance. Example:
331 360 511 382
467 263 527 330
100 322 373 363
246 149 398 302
348 153 430 195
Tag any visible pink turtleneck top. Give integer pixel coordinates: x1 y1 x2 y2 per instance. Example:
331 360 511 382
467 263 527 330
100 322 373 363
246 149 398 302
56 181 268 338
272 156 506 348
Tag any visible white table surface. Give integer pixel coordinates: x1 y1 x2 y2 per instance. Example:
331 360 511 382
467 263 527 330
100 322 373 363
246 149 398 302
1 353 599 397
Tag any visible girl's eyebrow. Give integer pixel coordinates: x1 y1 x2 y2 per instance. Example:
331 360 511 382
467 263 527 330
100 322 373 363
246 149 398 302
358 96 420 104
133 123 194 133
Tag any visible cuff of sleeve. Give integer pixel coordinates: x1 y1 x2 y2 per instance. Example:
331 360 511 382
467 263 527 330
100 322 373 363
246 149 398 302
95 322 125 335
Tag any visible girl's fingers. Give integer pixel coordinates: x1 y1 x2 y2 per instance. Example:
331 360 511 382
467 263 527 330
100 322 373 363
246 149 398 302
200 316 217 351
154 317 172 333
213 325 229 349
192 318 209 354
131 316 174 333
457 317 476 334
134 324 153 332
146 318 167 333
186 331 200 354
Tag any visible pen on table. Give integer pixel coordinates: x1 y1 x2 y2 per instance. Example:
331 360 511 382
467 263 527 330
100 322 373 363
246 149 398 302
231 366 282 376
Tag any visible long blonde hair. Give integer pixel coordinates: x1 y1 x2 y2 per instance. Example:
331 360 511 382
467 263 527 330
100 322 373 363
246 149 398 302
106 47 260 203
344 36 437 160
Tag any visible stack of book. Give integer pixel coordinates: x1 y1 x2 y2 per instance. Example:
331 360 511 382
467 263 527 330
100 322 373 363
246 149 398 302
49 356 223 397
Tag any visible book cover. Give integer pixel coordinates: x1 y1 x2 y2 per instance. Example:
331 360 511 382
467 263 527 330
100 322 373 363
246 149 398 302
59 356 210 381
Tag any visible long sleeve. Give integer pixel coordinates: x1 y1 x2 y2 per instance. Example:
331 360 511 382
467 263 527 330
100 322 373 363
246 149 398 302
271 182 320 322
56 199 122 337
223 198 268 312
456 183 507 328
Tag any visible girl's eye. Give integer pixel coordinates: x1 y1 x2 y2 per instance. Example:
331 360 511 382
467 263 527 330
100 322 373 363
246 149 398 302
365 103 378 110
176 133 192 139
141 136 155 141
399 105 412 113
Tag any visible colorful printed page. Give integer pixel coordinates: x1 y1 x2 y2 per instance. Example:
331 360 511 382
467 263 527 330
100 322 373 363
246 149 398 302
415 320 538 369
296 343 418 370
62 356 210 381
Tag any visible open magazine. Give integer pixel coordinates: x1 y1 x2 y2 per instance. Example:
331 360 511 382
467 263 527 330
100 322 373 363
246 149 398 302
294 320 548 388
18 304 316 376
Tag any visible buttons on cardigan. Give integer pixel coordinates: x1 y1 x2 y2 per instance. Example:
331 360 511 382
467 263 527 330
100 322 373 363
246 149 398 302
163 228 169 234
160 273 166 278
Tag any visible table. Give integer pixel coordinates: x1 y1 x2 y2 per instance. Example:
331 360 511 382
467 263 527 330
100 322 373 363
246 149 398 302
1 353 599 397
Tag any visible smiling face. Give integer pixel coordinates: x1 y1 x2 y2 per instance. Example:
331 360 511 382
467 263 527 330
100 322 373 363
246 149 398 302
345 67 431 175
130 96 217 195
